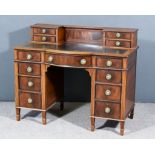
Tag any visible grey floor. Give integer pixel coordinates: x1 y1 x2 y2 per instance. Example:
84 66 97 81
0 102 155 138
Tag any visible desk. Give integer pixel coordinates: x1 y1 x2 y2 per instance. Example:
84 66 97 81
14 24 138 135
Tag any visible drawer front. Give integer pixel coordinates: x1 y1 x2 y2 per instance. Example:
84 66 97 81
105 32 131 40
96 70 122 84
33 35 56 43
17 51 41 62
18 63 41 76
33 28 56 35
95 84 121 102
95 102 120 119
105 40 131 48
45 54 92 67
19 76 41 92
96 57 122 69
19 92 41 109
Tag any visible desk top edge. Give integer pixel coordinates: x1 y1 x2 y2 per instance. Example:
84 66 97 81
31 23 138 32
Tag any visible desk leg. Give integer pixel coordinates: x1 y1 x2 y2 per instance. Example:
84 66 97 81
128 107 134 119
60 101 64 111
91 117 95 131
120 121 125 136
42 111 46 125
16 108 20 121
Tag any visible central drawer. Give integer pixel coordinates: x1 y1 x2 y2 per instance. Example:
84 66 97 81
45 54 92 67
19 92 42 109
95 84 121 102
18 63 41 76
19 76 41 92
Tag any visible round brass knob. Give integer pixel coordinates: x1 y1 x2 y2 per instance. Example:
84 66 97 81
80 59 87 65
106 74 112 80
42 29 46 34
42 36 47 41
27 66 32 73
106 60 112 67
115 41 121 46
26 54 32 60
116 32 121 38
27 98 33 104
28 81 33 87
48 56 53 62
105 89 111 96
105 107 111 114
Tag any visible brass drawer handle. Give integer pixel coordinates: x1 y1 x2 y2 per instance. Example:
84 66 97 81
116 32 121 38
48 56 53 62
115 41 121 46
80 59 87 65
106 74 112 80
42 29 46 34
42 36 47 41
27 98 33 104
106 60 112 67
28 81 33 87
105 107 111 114
105 89 111 96
26 54 32 60
27 66 32 73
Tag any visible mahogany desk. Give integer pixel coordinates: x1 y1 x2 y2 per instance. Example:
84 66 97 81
14 24 138 135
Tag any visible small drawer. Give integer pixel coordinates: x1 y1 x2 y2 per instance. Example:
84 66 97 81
19 76 41 92
17 51 41 62
96 57 122 69
105 32 131 40
95 84 121 102
45 54 92 67
33 28 56 35
95 102 120 119
105 40 131 48
33 35 56 43
96 70 122 84
19 92 41 109
18 63 41 76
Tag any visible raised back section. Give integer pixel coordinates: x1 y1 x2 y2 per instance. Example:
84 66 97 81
31 23 138 49
64 28 103 45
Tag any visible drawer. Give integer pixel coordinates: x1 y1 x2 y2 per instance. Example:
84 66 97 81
19 92 41 109
95 84 121 102
33 27 56 35
105 32 131 40
17 51 41 62
18 63 41 76
96 57 122 69
19 76 41 92
45 54 92 67
33 35 56 43
95 102 120 119
105 40 131 48
96 70 122 84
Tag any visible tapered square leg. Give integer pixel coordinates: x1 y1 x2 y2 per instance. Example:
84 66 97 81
90 117 95 131
128 108 134 119
42 111 46 125
16 108 20 121
120 121 125 136
60 101 64 111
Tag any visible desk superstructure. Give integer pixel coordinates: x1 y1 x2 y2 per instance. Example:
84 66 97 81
14 23 138 135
